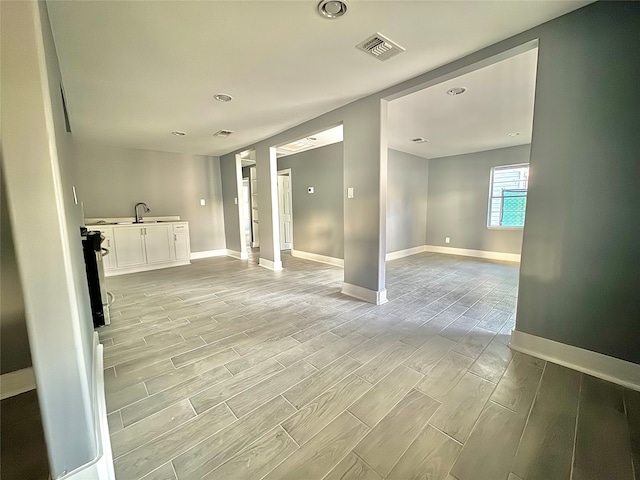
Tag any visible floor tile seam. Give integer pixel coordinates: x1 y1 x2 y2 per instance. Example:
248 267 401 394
172 402 277 480
380 408 449 479
348 376 423 430
282 357 367 411
108 338 206 371
569 373 584 480
280 376 375 446
508 360 548 478
112 399 215 461
119 366 233 426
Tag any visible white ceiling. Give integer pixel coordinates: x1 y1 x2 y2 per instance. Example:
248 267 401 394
47 1 590 158
388 48 538 159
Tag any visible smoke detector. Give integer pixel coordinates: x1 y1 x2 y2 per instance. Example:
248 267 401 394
318 0 348 19
411 137 429 144
356 33 405 61
213 129 234 138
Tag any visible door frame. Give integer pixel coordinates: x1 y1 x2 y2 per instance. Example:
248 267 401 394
277 168 293 251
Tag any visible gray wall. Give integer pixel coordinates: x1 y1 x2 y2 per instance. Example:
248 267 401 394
277 143 344 259
72 141 226 253
2 1 98 474
0 167 32 374
387 149 429 254
426 145 529 254
220 155 242 253
515 2 640 364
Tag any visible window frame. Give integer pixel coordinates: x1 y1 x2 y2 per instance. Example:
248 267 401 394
487 163 529 230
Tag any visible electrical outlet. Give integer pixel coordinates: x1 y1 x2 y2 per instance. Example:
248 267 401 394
347 187 354 199
200 198 206 206
308 186 314 194
445 237 450 244
234 197 238 205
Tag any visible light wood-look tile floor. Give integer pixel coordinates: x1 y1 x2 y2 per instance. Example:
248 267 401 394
102 251 639 480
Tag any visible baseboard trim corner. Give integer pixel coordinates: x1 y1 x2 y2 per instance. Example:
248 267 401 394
190 249 226 260
386 245 427 261
424 245 521 263
510 329 640 392
0 367 36 400
259 257 283 271
226 249 249 260
291 249 344 267
341 282 388 305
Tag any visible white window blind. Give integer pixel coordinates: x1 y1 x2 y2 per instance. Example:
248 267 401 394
488 164 529 228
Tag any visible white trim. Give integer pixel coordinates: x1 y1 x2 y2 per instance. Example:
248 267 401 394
104 260 191 277
259 257 283 271
60 334 115 479
341 282 388 305
0 367 36 400
226 249 249 260
424 245 520 263
291 249 344 267
386 245 427 261
510 330 640 392
190 249 227 260
251 241 259 248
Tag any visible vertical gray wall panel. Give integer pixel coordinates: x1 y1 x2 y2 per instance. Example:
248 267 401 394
387 149 429 254
426 145 529 254
516 2 640 363
1 1 97 474
72 142 226 253
0 167 32 374
277 143 344 259
220 154 242 253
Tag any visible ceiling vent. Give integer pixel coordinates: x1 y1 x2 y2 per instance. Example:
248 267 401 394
356 33 405 61
213 129 234 138
411 137 429 143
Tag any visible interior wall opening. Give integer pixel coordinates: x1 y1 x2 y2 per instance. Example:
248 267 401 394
385 45 538 270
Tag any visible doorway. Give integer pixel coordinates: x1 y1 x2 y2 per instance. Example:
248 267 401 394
277 169 292 251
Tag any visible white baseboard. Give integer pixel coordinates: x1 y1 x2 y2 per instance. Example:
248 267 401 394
424 245 521 263
190 249 226 260
0 367 36 400
105 260 191 277
341 282 388 305
386 245 427 261
259 257 283 271
291 249 344 267
61 333 115 480
226 249 249 260
252 242 259 248
510 330 640 392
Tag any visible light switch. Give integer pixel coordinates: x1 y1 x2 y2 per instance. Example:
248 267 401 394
308 187 314 194
347 187 354 199
200 198 206 206
445 237 450 244
234 197 238 205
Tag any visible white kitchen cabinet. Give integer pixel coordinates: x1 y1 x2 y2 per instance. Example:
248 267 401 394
100 227 116 270
173 223 190 261
113 226 146 268
144 225 174 264
86 221 191 276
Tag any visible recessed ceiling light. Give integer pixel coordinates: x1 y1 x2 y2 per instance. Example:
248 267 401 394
318 0 348 19
214 93 233 103
172 131 186 136
508 132 521 137
446 87 466 96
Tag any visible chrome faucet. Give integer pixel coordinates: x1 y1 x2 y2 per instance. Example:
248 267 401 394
134 202 150 223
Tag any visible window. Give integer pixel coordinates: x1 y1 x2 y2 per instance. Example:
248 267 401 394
488 164 529 228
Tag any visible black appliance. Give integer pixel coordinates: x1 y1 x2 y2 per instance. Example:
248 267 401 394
81 227 108 328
